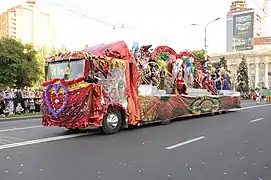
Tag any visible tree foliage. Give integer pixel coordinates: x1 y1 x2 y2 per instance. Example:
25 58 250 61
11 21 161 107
236 55 249 93
212 56 230 72
191 49 206 62
35 46 48 85
0 37 42 88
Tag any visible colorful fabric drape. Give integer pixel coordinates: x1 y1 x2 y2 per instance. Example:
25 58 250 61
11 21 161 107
42 83 106 128
139 95 240 121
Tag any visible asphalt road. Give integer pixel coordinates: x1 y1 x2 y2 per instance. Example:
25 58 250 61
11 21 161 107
0 101 270 180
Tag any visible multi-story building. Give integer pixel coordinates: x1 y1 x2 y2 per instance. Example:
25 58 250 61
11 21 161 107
209 47 271 89
230 0 248 12
226 0 266 52
226 8 263 52
0 0 54 50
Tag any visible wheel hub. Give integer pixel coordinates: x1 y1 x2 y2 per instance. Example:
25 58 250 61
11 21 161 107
106 113 119 129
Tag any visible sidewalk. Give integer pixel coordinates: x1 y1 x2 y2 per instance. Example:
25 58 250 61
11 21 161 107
241 99 267 107
0 114 42 122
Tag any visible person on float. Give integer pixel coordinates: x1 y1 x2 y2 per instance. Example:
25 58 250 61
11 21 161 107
173 70 188 95
202 71 217 95
214 68 223 91
172 58 183 80
194 67 204 89
159 66 168 90
220 68 231 90
144 60 160 86
183 57 194 88
131 42 141 64
64 64 71 80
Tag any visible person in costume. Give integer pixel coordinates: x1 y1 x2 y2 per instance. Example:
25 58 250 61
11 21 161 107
194 68 203 89
131 42 140 62
202 72 217 95
219 68 231 90
173 70 188 95
159 66 167 90
183 57 195 88
144 60 160 86
172 58 183 79
215 68 223 90
64 64 70 80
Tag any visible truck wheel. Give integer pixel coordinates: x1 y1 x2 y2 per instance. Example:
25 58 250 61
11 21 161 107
210 110 215 116
102 109 122 135
161 119 171 125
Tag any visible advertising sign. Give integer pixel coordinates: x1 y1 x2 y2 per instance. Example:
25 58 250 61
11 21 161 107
232 12 254 51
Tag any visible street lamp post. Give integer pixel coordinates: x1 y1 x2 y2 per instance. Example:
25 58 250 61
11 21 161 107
191 17 220 60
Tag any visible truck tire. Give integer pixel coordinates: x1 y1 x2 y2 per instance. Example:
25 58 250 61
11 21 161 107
210 110 215 116
218 110 223 115
161 119 171 125
102 109 122 135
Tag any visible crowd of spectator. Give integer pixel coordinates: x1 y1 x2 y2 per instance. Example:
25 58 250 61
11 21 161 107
0 87 42 116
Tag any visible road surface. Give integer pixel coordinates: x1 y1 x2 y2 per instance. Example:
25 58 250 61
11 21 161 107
0 101 270 180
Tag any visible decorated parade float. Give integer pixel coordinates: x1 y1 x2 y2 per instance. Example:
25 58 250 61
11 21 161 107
42 41 241 134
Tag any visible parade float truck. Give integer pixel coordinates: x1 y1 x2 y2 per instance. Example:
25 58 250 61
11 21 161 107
42 41 241 134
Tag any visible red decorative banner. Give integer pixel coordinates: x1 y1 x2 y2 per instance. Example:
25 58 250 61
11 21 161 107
42 84 107 128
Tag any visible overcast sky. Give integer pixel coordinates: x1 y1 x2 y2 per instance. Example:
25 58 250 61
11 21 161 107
1 0 271 53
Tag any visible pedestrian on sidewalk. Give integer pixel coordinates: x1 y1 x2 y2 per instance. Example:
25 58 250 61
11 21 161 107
0 95 5 116
255 90 261 104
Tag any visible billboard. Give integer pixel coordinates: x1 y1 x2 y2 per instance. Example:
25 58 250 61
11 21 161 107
232 12 254 51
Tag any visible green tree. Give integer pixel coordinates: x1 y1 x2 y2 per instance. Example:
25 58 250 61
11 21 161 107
0 37 42 88
35 46 48 85
212 56 228 69
236 55 249 93
191 49 206 62
218 56 229 71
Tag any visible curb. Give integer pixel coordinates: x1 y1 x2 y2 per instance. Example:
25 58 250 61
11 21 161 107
0 115 42 122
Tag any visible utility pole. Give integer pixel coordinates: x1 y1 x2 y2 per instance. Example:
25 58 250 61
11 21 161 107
191 17 220 60
259 50 265 103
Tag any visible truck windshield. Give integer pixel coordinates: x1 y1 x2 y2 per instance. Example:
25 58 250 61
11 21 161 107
47 59 85 80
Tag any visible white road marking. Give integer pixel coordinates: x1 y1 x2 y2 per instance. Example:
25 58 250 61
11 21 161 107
165 136 206 150
0 133 91 150
250 118 264 123
230 103 271 111
0 126 43 133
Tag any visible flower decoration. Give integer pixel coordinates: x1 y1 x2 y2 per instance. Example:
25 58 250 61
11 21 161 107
156 52 171 74
45 83 69 117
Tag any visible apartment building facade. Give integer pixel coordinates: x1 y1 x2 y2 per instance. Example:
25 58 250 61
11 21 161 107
0 0 54 50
